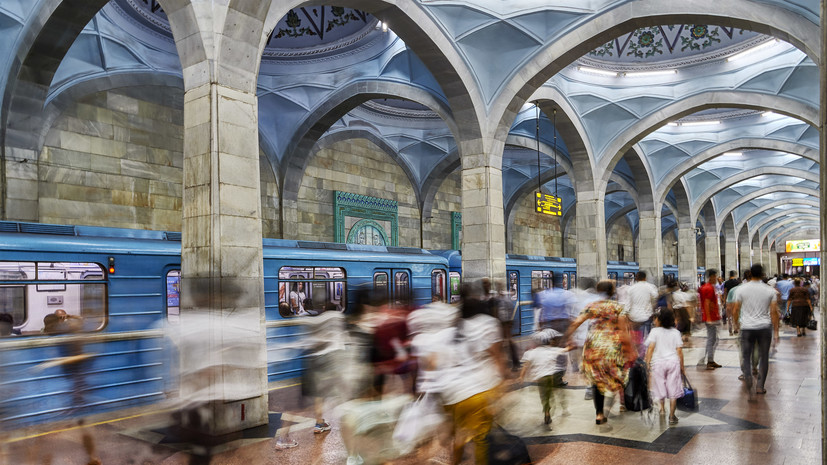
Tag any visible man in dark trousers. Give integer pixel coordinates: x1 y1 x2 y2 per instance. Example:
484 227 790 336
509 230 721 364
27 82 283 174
723 270 740 335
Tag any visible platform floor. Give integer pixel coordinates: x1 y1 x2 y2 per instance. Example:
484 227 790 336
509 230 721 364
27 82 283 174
1 323 821 465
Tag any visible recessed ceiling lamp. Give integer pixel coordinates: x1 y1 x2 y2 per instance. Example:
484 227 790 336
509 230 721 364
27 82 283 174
727 39 780 62
761 111 774 117
577 66 618 77
623 69 677 77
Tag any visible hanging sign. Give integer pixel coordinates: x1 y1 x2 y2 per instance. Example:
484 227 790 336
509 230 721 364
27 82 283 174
535 192 562 216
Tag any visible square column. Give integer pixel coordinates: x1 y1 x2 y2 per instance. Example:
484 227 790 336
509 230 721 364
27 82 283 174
574 196 607 281
638 211 663 285
705 234 721 275
460 165 506 281
763 243 771 271
179 83 268 435
724 238 738 279
677 227 698 286
739 238 752 276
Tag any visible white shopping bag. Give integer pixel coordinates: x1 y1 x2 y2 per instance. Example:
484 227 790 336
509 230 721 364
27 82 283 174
392 393 445 454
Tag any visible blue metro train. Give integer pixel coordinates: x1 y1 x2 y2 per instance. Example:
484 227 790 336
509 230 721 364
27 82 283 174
0 221 701 429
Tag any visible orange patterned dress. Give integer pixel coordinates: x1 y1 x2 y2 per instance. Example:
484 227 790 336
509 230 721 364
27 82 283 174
581 299 630 394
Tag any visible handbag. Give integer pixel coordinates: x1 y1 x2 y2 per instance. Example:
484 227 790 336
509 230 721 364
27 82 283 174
677 374 698 412
392 393 445 454
807 319 817 331
623 358 652 412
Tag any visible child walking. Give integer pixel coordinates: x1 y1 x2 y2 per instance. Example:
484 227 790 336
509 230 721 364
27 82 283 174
644 308 686 425
518 328 570 426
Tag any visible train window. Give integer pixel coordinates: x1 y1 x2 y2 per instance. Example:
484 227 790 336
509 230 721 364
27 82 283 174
374 272 389 303
431 270 447 302
508 271 519 301
278 266 346 317
449 272 461 303
0 261 106 335
394 271 410 303
531 270 553 291
570 272 577 290
166 270 181 324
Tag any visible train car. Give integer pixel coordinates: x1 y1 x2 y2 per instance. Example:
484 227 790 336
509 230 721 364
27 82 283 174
263 239 450 383
607 261 639 287
0 222 452 429
0 221 180 429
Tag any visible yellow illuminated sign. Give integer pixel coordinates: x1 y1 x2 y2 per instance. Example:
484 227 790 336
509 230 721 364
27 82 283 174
785 239 820 253
535 192 562 216
792 258 804 267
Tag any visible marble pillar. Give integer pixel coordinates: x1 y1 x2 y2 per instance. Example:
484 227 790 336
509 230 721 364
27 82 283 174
677 227 698 287
179 82 268 435
705 234 721 275
461 164 506 281
637 211 663 285
575 196 607 281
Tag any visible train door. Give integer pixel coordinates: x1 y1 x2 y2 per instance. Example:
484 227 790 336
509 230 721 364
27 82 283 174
431 269 447 302
507 270 520 335
165 268 181 323
449 272 461 303
373 269 411 306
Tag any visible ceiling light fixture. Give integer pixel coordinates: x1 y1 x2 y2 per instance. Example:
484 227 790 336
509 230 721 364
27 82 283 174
727 39 780 62
679 120 721 127
382 22 388 33
577 66 618 77
761 111 774 117
666 122 679 127
623 69 677 77
723 152 743 156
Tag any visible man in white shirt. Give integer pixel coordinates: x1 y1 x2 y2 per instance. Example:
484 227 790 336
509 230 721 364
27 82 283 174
733 264 779 400
623 271 658 355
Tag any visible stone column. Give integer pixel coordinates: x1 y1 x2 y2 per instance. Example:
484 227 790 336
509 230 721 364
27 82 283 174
179 83 268 435
461 164 506 281
768 248 778 275
575 195 607 281
677 227 697 286
280 198 298 239
739 236 752 276
705 234 721 275
637 210 663 285
763 240 772 270
724 237 738 279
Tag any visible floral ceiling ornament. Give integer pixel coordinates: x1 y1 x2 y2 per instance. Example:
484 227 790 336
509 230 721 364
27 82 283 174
588 24 750 62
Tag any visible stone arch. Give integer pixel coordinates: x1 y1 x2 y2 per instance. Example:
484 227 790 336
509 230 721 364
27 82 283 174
502 135 574 216
763 218 820 245
262 1 483 158
280 80 456 204
598 91 818 195
529 87 596 194
715 185 820 226
420 152 460 222
737 200 820 234
1 0 194 219
748 210 819 244
311 129 422 208
770 225 820 247
657 139 818 206
691 168 819 223
489 0 820 174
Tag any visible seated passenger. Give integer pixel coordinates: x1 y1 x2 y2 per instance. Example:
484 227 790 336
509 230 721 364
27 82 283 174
0 312 14 336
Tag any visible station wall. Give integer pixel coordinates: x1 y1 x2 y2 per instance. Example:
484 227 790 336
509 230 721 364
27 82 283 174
509 192 563 257
607 222 635 261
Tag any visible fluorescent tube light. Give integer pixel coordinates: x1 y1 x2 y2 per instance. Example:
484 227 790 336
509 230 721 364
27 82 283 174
727 39 779 62
623 69 677 77
679 120 720 127
577 66 618 77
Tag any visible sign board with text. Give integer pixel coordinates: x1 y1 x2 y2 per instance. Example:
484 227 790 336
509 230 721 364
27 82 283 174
785 239 820 253
535 192 562 216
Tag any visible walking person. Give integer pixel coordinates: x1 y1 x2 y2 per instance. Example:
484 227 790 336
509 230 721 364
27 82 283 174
623 271 658 356
517 329 570 427
565 280 636 425
698 269 722 370
788 279 813 337
644 308 686 426
733 264 779 400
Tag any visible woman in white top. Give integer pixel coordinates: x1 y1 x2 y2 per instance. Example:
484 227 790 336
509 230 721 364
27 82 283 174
644 308 685 425
289 282 307 315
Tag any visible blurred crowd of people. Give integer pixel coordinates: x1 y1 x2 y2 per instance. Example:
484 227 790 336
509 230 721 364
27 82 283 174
273 264 811 464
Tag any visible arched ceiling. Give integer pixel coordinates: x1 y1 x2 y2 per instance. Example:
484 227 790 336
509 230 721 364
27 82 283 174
0 0 820 251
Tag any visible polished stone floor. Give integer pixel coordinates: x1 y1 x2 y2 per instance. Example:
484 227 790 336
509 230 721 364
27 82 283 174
1 322 821 465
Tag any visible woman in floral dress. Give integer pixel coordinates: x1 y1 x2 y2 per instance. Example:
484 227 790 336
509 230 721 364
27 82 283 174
565 280 636 424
